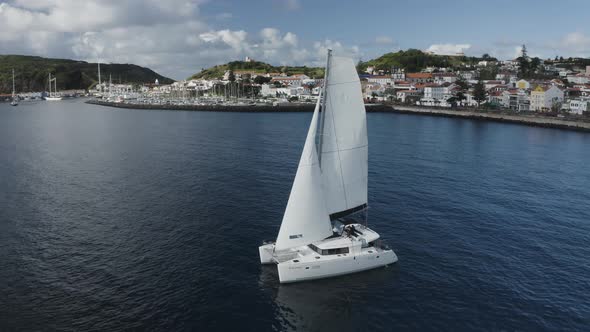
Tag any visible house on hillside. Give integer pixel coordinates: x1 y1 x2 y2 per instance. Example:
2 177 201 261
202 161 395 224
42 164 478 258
406 72 433 83
367 75 394 85
530 85 564 112
501 89 530 111
568 99 589 115
567 73 590 84
515 79 530 90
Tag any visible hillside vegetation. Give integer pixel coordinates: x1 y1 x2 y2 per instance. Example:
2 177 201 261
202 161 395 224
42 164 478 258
189 60 324 80
190 50 498 80
358 49 497 72
0 55 174 93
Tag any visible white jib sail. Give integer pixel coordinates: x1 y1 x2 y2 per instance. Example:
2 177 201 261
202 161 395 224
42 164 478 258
320 55 368 218
275 100 334 251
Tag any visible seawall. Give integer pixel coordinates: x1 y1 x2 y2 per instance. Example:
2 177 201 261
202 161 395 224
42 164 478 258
389 106 590 133
85 99 393 113
85 100 590 133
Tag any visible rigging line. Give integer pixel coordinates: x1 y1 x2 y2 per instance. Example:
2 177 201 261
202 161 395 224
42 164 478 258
327 80 359 86
321 144 368 154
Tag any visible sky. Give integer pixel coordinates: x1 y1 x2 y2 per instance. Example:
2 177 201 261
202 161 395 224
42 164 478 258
1 0 590 79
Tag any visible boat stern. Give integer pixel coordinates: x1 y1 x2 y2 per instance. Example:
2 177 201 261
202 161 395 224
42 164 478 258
259 242 276 264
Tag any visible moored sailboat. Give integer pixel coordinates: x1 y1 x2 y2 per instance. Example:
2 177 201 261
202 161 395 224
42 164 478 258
10 69 18 106
259 50 398 283
45 72 62 101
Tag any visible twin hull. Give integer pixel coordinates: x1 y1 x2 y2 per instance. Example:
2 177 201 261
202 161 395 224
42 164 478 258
259 243 397 283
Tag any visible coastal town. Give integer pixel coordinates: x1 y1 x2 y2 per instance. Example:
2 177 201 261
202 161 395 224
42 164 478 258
82 48 590 117
4 48 590 118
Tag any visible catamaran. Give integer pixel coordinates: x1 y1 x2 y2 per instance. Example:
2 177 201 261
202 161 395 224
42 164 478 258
259 50 398 283
10 69 18 106
45 72 62 101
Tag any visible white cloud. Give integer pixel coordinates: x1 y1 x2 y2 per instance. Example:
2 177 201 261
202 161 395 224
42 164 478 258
426 43 471 55
555 32 590 56
0 0 361 79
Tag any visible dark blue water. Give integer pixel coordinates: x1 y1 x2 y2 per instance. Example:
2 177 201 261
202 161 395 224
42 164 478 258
1 99 589 331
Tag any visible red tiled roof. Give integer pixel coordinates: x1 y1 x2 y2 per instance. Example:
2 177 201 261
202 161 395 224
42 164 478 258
406 73 433 79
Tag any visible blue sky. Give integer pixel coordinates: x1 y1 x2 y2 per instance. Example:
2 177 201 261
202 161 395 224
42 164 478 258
201 0 590 59
1 0 589 78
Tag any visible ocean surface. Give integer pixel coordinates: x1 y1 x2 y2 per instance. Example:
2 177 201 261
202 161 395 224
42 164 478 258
1 99 589 331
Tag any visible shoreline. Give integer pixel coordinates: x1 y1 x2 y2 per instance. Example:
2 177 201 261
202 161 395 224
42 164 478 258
86 100 590 133
85 99 393 113
389 106 590 133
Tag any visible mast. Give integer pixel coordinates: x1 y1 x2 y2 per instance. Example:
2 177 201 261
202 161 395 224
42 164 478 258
98 62 101 92
316 54 368 220
48 72 52 96
12 69 16 98
317 49 332 166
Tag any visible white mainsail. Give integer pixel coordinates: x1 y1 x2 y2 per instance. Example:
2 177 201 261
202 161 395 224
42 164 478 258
275 51 367 250
275 100 334 251
319 55 368 219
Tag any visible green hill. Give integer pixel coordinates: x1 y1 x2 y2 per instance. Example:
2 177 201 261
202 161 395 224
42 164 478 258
358 49 497 73
189 60 324 80
0 55 174 94
190 50 498 81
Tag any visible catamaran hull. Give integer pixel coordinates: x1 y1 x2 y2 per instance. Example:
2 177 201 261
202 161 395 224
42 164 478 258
259 242 398 283
277 250 397 283
259 243 276 264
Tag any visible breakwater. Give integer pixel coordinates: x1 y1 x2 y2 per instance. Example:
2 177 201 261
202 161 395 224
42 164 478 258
389 106 590 133
85 99 393 113
86 100 590 133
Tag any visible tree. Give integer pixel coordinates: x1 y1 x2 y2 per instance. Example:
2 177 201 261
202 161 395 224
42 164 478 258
473 80 487 105
521 44 528 58
551 99 562 113
228 70 235 82
356 59 364 73
455 78 468 91
517 44 530 78
482 53 491 59
253 76 271 85
530 57 541 75
447 96 458 107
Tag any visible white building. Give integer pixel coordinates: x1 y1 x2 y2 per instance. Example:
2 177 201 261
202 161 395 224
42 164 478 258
567 73 590 85
420 85 452 106
501 89 530 111
530 85 564 112
568 99 589 115
423 85 447 100
392 68 405 80
433 73 458 84
367 75 393 85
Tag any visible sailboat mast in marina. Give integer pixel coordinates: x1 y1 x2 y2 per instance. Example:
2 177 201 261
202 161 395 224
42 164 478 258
259 50 398 283
45 72 62 101
10 69 18 106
